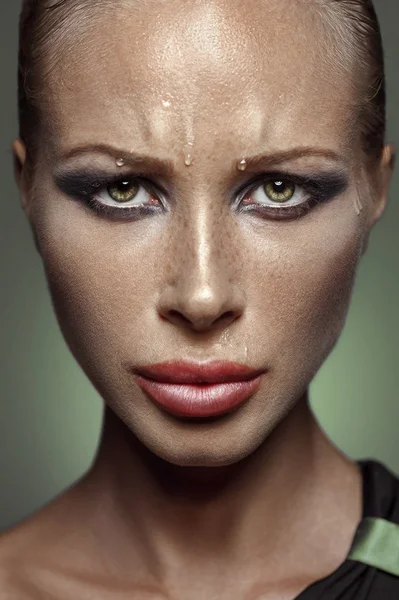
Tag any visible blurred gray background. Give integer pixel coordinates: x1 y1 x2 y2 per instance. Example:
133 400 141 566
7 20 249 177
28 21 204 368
0 1 398 531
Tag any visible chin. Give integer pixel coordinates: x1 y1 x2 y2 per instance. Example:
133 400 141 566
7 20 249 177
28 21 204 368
123 403 276 469
146 443 253 468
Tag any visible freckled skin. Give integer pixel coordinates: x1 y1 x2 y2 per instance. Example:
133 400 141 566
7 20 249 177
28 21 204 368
4 0 394 598
31 0 371 466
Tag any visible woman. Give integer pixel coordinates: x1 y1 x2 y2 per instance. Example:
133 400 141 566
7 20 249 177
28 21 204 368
0 0 398 597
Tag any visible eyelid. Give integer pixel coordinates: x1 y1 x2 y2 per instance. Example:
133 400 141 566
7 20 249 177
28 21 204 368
234 170 349 205
54 167 349 218
54 169 168 203
236 172 317 197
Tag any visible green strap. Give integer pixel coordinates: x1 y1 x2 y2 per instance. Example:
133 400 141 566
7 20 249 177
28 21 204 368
348 517 399 577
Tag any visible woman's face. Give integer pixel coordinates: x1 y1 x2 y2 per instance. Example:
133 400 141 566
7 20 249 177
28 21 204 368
16 0 391 466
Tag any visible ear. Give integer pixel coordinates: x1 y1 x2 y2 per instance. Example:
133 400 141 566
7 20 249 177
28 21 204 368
12 139 32 216
12 139 42 254
362 143 395 255
368 143 395 226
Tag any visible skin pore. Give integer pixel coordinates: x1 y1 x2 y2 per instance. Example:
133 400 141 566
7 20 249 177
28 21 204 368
2 0 395 598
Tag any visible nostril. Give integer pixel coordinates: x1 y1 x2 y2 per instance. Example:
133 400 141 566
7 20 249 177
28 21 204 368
165 308 239 331
217 311 236 325
168 310 192 325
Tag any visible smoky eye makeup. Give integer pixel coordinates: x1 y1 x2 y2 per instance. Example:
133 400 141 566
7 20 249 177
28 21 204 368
53 169 166 221
53 166 350 223
235 170 350 220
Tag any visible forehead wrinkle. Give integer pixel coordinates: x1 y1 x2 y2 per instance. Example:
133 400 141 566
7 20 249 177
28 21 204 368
140 1 260 152
43 0 360 164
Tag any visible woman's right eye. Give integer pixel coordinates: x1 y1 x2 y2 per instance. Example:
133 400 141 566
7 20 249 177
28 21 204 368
94 178 161 208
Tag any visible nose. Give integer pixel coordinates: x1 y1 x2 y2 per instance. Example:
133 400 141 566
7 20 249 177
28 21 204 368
156 211 245 333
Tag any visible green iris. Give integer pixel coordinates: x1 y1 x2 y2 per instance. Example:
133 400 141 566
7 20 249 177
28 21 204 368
264 180 295 203
107 180 139 203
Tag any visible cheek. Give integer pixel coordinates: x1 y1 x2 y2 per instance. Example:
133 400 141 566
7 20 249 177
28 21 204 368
246 213 364 378
35 189 365 391
35 200 166 372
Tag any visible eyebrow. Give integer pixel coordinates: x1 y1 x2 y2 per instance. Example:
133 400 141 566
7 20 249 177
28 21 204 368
59 143 348 174
243 147 348 170
59 143 175 176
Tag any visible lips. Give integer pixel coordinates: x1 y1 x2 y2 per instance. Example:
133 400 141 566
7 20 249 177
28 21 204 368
133 360 264 418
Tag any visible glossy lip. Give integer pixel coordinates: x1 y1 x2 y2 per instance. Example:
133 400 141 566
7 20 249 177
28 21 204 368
132 360 265 418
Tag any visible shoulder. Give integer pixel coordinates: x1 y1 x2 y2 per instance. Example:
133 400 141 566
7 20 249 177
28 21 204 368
0 480 117 600
0 487 84 599
359 459 399 523
350 460 399 598
0 522 76 599
0 524 39 598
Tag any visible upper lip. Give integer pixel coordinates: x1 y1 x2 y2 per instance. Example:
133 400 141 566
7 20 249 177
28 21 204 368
134 360 265 384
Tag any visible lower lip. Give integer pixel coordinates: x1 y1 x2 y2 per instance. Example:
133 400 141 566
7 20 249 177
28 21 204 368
134 375 263 418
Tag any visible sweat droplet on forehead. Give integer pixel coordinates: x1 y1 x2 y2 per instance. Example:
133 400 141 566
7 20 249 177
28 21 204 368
184 153 193 166
183 142 194 167
49 0 358 193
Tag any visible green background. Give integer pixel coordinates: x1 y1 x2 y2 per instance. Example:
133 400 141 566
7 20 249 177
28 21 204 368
0 1 398 531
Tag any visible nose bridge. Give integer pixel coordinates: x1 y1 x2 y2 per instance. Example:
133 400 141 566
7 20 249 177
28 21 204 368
158 197 245 331
178 199 234 293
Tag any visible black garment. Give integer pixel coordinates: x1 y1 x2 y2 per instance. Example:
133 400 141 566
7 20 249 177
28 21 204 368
296 460 399 599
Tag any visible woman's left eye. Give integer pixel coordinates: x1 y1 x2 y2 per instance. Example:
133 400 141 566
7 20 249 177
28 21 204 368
241 178 308 209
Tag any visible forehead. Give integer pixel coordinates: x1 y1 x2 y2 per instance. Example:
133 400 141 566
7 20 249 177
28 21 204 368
44 0 357 161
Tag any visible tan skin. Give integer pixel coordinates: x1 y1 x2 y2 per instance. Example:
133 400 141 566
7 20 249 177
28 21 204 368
0 0 395 598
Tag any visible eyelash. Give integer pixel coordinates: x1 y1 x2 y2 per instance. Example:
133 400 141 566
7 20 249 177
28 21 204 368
236 174 331 220
63 172 344 222
85 195 160 221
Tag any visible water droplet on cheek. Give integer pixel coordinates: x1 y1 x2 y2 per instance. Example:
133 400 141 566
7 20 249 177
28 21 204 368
116 158 125 167
354 195 363 215
237 158 247 171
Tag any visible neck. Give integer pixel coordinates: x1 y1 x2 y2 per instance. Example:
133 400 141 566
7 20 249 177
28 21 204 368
72 395 360 588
